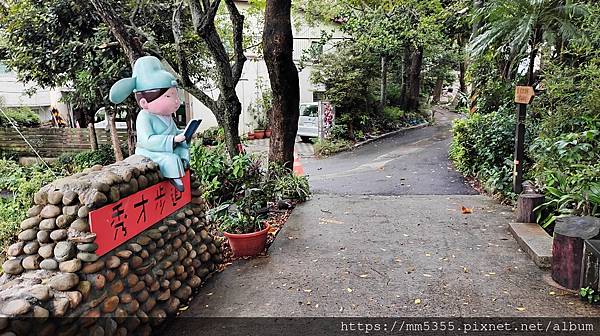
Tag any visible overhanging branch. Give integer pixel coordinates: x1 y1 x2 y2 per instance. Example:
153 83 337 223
224 0 246 84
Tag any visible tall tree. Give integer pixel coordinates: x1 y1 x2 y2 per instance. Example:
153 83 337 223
89 0 247 157
469 0 587 85
263 0 299 168
0 0 130 156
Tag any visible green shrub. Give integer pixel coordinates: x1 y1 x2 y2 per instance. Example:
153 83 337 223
0 160 61 253
449 109 517 198
383 106 405 123
0 107 40 127
313 138 353 157
530 121 600 228
265 164 311 202
57 144 117 173
189 141 262 206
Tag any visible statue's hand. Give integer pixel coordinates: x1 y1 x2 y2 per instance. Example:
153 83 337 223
174 134 186 143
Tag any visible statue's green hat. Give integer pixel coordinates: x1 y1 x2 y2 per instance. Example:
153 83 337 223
109 56 177 104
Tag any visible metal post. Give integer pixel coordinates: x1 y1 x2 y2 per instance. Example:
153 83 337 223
513 103 527 194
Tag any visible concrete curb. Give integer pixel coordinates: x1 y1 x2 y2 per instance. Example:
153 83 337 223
352 122 430 149
509 222 553 269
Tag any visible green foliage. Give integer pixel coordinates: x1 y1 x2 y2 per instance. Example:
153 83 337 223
468 52 515 114
0 159 63 252
191 141 310 234
580 287 600 305
449 109 517 198
215 208 264 235
246 78 272 130
313 138 353 157
189 140 263 206
383 106 405 123
265 164 311 202
311 45 378 113
469 0 588 80
0 106 40 127
530 121 600 228
56 144 118 174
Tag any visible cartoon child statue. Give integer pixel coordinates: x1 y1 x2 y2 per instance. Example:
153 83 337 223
109 56 188 192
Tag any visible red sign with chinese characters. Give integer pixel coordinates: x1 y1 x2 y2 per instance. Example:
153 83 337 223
89 171 192 256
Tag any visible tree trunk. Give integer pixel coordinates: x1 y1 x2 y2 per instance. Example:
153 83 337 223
432 76 444 104
457 35 467 94
406 46 424 112
400 46 411 109
552 217 600 289
88 122 99 151
216 99 242 157
515 193 545 223
107 107 124 161
126 108 137 156
379 55 388 112
263 0 300 169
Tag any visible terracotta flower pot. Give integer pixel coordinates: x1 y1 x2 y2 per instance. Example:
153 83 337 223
247 132 255 140
223 223 270 257
264 129 272 138
254 130 265 139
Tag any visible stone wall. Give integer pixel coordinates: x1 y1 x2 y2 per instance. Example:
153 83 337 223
0 155 223 335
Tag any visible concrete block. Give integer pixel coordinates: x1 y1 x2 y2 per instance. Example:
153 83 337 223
509 222 552 268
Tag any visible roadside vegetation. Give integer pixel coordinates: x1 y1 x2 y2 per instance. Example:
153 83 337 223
449 0 600 231
300 0 461 156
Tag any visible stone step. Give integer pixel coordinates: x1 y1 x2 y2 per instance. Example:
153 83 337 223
509 222 553 268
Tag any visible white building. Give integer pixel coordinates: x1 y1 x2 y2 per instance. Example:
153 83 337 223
0 63 72 126
188 1 345 134
0 1 344 133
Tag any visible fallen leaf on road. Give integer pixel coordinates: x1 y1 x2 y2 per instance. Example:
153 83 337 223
346 288 353 293
414 298 421 304
304 289 312 293
359 274 369 278
461 206 473 214
463 267 469 273
179 306 189 311
423 274 432 277
549 291 556 295
516 307 526 311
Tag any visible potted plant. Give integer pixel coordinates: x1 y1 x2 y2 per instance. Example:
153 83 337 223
254 114 267 139
217 210 269 257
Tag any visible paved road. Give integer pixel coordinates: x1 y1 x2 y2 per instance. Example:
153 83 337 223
302 108 475 196
166 107 595 335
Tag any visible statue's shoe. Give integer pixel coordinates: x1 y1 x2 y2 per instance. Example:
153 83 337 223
169 178 184 192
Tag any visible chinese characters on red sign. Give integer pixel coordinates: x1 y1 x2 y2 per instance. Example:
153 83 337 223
89 171 192 256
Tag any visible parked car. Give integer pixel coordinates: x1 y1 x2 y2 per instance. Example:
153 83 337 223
297 103 319 142
94 107 128 129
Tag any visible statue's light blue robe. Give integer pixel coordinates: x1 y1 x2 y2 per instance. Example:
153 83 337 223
135 110 189 179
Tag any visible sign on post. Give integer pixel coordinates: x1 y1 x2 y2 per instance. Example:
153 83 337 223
514 86 535 104
317 101 335 140
89 171 191 256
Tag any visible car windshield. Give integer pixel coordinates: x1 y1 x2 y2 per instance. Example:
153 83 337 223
300 104 318 117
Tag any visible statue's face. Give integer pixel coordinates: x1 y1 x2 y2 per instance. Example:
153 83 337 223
139 87 180 116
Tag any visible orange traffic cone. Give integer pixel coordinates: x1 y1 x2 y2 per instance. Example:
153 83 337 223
293 151 304 176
